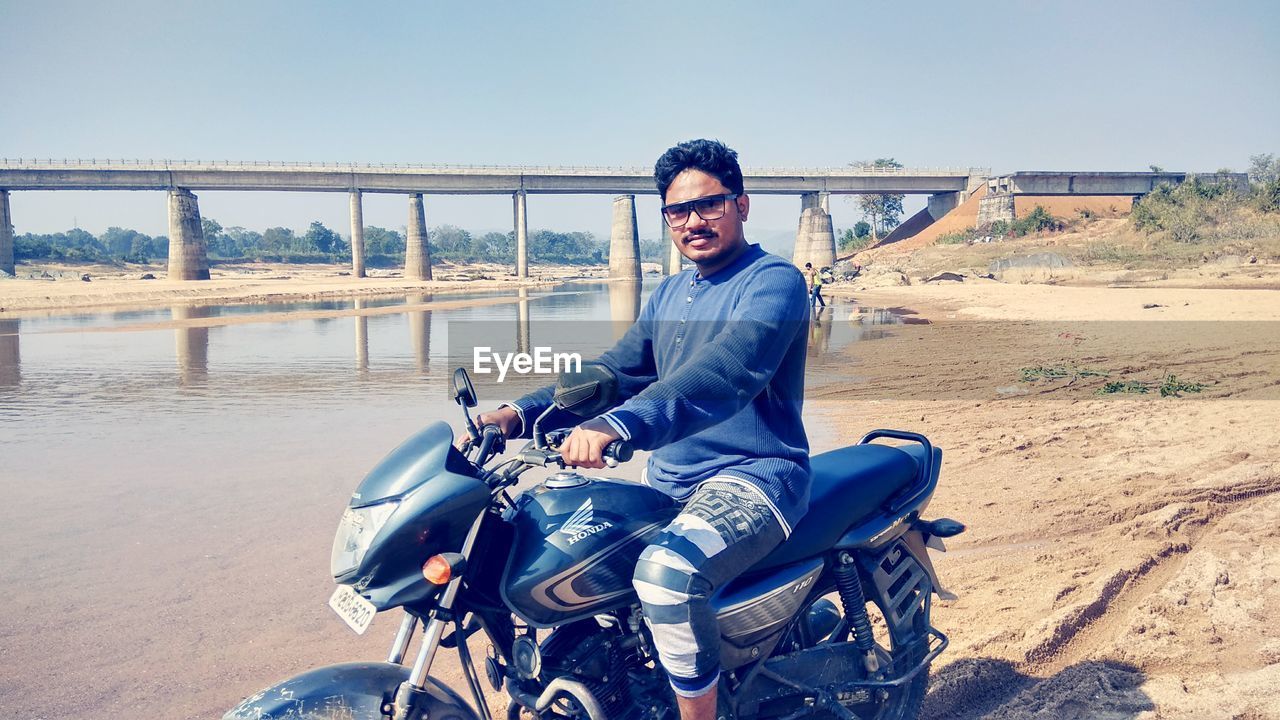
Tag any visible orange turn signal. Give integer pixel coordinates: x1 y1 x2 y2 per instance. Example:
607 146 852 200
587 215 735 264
423 555 453 585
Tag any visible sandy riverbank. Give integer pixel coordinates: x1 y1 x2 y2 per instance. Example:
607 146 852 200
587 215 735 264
0 260 657 314
811 279 1280 719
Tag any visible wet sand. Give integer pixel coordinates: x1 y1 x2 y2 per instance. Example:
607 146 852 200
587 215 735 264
2 275 1278 719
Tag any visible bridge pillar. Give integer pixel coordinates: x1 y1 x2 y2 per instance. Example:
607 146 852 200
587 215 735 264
927 192 961 221
793 193 835 270
514 190 528 278
405 194 433 281
349 191 366 278
609 195 641 280
662 222 682 275
0 190 13 276
167 189 210 280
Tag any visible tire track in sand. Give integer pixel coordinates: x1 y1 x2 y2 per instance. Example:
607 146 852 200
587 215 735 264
1016 470 1280 674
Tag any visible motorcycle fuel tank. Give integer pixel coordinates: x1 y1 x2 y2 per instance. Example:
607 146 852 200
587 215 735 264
501 474 678 627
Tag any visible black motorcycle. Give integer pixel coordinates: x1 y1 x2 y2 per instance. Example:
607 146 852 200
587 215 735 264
225 364 963 720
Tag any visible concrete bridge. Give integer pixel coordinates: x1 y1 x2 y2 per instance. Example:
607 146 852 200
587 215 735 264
0 159 984 279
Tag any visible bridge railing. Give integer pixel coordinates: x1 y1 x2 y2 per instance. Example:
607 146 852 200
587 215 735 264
0 158 987 177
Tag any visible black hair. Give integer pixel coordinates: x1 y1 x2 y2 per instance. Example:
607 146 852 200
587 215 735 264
654 139 744 201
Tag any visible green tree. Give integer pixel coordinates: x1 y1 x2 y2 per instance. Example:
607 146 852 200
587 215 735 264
101 226 144 258
852 158 906 237
429 225 475 259
838 227 872 253
1248 153 1279 185
476 231 514 262
201 217 223 246
202 218 244 258
224 226 262 257
639 239 666 263
530 230 604 264
15 234 53 259
261 227 296 253
853 221 871 238
132 234 165 260
303 220 344 254
363 226 405 256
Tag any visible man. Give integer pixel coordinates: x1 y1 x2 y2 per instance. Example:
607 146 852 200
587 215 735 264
471 139 811 720
804 262 825 308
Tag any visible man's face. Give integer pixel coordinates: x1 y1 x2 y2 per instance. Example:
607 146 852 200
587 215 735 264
663 169 749 272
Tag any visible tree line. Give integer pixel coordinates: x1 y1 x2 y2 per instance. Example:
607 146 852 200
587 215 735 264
13 219 669 266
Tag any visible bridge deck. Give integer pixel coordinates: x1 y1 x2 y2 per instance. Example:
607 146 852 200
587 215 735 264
0 160 981 195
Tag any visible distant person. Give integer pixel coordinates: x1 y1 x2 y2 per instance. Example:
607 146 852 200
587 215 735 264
804 262 825 307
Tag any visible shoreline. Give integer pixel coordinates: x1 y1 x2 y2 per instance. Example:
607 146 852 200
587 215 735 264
0 260 653 315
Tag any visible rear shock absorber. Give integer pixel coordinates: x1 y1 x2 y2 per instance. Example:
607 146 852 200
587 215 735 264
834 551 880 674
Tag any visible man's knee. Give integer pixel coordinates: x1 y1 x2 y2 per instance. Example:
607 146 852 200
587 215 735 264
632 545 712 606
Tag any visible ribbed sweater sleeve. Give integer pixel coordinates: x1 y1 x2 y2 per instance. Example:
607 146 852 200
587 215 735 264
604 264 809 451
507 289 661 439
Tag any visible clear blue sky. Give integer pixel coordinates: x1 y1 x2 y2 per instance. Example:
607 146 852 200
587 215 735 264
3 0 1277 245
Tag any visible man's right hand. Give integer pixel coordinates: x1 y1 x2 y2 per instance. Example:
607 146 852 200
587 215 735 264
456 406 522 450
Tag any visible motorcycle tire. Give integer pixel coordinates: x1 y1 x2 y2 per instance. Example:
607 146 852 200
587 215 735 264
784 582 929 720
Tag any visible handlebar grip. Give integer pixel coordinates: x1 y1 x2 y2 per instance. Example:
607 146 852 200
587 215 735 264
473 423 505 464
603 440 634 467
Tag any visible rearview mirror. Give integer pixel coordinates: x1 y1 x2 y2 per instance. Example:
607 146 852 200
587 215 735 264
452 367 478 408
552 363 618 418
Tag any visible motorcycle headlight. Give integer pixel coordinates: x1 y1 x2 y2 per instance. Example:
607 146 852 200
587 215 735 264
330 500 400 578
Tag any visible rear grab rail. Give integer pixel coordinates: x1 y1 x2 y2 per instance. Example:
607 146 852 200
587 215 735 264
858 429 937 514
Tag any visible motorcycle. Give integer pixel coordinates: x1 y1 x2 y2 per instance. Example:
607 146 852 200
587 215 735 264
225 363 964 720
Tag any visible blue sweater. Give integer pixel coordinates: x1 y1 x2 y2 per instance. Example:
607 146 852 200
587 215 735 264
510 244 812 534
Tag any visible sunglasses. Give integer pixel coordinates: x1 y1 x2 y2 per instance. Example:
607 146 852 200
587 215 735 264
660 193 740 229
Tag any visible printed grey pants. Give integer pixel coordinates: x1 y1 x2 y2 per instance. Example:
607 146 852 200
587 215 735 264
631 479 786 698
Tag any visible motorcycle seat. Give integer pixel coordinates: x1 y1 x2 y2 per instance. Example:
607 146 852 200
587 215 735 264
749 443 930 572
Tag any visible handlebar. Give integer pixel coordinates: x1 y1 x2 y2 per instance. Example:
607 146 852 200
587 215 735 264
538 429 634 468
472 424 505 466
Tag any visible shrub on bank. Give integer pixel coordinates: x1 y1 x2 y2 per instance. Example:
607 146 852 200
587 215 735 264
1129 174 1280 244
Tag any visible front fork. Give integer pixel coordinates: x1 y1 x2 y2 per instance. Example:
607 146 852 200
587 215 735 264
388 510 489 720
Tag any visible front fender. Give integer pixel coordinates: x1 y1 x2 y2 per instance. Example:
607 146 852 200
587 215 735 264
223 661 479 720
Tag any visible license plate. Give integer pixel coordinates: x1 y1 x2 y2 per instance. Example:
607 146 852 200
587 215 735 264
328 584 376 635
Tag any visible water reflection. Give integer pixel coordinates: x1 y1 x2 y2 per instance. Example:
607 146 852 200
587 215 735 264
407 294 432 375
0 286 906 416
517 287 531 355
846 306 929 344
354 298 369 373
172 306 210 386
808 306 831 355
608 280 642 340
0 318 18 388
